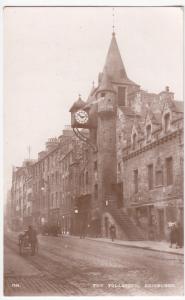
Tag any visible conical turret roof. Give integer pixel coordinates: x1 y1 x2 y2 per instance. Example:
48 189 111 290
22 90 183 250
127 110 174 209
103 33 128 83
69 95 86 112
103 33 138 86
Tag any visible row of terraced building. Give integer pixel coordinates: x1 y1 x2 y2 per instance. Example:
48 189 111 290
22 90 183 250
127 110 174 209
8 31 184 241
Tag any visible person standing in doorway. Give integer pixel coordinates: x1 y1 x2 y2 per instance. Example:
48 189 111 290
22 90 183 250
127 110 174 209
109 224 116 242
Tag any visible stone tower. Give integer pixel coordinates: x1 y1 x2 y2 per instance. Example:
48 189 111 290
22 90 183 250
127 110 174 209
94 32 140 236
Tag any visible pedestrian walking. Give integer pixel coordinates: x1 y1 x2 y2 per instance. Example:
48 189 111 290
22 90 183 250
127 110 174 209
26 225 38 255
169 223 178 248
109 224 116 242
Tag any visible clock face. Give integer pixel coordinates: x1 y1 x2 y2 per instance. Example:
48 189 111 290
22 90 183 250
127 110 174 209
75 110 89 124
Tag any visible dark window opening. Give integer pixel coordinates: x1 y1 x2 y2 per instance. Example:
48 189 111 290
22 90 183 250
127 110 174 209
85 172 89 185
132 133 137 150
94 184 98 198
118 86 126 106
148 164 154 190
155 170 163 186
164 113 170 133
101 92 105 98
146 124 152 142
166 157 173 185
134 169 138 194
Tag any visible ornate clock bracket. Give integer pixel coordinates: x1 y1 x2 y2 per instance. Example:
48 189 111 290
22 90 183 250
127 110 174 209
73 127 97 152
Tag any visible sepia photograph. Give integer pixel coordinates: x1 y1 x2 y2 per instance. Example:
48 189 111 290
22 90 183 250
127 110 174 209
3 3 184 297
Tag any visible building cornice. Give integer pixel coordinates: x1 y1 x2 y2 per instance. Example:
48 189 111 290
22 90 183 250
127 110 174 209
123 128 183 161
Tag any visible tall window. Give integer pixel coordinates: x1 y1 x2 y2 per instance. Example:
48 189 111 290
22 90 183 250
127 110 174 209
134 169 138 193
155 170 163 186
132 133 137 150
148 164 154 190
146 124 152 142
85 171 89 185
94 184 98 198
166 157 173 185
118 86 126 106
56 192 58 207
164 113 170 133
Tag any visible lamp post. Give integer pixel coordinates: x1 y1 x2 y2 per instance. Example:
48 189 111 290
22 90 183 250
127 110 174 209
41 179 50 225
74 207 79 235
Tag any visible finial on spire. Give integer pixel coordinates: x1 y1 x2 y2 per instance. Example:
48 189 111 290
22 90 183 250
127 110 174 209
112 7 115 35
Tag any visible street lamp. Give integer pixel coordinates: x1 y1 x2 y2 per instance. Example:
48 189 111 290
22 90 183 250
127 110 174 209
41 179 50 224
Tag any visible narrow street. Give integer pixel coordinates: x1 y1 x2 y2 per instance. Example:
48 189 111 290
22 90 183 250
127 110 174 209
4 232 184 296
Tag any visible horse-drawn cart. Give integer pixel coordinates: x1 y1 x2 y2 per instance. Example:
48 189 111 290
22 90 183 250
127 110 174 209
18 231 38 255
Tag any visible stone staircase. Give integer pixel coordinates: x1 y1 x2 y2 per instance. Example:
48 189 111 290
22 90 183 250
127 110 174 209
106 203 146 241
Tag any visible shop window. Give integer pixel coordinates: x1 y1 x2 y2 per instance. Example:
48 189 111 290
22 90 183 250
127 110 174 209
118 86 126 106
148 164 154 190
134 169 138 193
166 157 173 185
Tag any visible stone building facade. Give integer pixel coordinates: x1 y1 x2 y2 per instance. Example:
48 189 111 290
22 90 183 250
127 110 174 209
117 91 184 240
69 32 184 241
9 31 183 241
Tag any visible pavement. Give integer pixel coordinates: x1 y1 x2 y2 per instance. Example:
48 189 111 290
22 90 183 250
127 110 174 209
4 230 184 296
6 228 184 256
66 235 184 256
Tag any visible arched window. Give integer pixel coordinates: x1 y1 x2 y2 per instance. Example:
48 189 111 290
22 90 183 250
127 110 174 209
164 113 170 133
146 124 152 142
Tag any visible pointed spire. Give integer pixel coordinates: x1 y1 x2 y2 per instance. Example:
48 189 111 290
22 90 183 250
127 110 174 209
103 33 128 83
112 7 115 35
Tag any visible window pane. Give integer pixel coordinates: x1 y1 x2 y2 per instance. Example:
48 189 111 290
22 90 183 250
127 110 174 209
166 157 173 185
118 87 126 106
134 169 138 193
156 170 163 186
148 164 153 190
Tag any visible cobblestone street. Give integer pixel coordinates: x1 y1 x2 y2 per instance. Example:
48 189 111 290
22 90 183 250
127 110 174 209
4 232 184 296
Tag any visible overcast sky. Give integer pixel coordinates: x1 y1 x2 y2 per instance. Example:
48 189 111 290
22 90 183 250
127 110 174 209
4 6 183 193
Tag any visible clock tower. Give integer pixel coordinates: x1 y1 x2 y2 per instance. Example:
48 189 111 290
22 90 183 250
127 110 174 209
69 31 140 238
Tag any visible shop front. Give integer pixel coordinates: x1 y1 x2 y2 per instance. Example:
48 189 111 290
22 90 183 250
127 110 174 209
73 194 91 236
